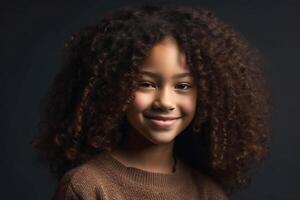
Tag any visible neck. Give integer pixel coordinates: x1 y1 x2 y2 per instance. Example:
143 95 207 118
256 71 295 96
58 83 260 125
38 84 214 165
110 128 176 174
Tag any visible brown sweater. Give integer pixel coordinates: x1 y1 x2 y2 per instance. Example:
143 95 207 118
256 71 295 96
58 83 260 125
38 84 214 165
54 151 228 200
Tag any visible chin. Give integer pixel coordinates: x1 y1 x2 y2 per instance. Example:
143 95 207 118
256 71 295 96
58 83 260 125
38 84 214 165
142 129 180 145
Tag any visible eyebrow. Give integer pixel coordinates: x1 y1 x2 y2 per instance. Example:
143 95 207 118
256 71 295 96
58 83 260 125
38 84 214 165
140 70 193 79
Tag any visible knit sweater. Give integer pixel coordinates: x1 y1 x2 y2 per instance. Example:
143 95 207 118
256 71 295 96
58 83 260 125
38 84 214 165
54 151 228 200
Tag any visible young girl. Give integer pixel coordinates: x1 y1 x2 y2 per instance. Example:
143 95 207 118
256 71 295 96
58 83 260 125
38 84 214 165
32 4 271 200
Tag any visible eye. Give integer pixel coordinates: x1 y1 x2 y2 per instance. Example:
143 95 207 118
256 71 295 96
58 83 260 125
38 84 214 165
176 83 192 90
139 81 156 88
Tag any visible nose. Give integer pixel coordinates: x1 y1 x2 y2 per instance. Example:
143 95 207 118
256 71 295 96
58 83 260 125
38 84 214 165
152 87 175 111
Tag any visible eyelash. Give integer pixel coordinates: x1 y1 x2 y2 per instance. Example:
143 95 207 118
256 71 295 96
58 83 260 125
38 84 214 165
139 81 192 90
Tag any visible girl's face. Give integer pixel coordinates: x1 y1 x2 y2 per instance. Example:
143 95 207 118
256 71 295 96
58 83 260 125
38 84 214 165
125 37 197 145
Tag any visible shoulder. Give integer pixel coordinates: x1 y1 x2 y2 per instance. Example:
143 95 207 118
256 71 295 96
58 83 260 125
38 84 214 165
53 157 107 199
189 169 229 200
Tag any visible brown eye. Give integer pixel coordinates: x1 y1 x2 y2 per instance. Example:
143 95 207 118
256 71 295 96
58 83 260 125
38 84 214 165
139 81 156 88
176 83 192 90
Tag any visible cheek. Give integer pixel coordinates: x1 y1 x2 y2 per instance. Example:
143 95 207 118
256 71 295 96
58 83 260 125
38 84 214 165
180 94 197 116
128 92 153 112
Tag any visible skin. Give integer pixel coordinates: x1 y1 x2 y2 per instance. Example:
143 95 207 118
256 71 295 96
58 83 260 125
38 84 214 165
110 37 197 173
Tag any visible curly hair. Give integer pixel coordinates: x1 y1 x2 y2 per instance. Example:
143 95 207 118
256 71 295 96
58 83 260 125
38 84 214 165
31 4 272 196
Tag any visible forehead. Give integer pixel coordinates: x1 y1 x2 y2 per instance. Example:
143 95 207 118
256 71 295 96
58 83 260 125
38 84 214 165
140 37 193 79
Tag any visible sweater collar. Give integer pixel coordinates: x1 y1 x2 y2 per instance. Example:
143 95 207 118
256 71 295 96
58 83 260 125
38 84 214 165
95 150 189 188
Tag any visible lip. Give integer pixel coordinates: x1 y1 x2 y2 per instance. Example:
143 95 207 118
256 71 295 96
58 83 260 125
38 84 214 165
144 115 180 129
144 115 180 121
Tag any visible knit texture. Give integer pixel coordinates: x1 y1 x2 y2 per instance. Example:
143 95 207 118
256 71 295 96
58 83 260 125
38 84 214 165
53 151 228 200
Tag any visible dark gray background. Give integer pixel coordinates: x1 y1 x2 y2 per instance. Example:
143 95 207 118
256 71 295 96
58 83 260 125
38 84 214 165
1 0 299 199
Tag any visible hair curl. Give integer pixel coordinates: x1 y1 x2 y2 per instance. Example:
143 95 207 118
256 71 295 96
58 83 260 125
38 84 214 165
32 4 272 196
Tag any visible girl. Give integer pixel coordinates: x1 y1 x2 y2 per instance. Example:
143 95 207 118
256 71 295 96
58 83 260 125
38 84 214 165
32 4 272 200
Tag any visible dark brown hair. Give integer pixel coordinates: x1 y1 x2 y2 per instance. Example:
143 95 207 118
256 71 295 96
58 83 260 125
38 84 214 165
32 4 272 195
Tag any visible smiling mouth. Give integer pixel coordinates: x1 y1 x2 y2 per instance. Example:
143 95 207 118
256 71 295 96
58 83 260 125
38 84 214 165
144 115 181 121
144 116 180 129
